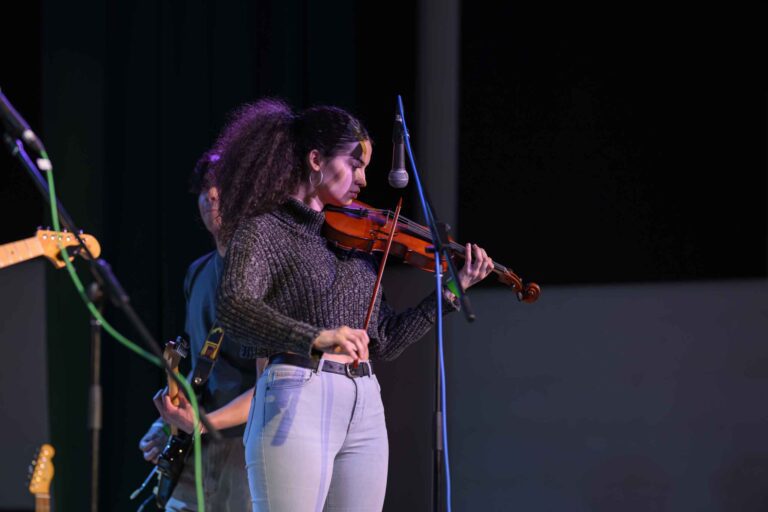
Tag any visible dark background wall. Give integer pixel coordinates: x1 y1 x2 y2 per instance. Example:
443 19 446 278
1 2 766 511
458 18 766 284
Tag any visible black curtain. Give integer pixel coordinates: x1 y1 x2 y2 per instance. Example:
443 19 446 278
35 1 420 510
458 16 767 285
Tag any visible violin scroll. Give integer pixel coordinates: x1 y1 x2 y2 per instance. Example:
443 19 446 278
498 270 540 303
520 282 541 303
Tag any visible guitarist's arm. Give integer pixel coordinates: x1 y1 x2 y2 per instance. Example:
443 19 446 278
154 386 253 434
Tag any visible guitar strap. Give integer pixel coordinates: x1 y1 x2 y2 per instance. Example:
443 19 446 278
191 323 225 389
187 251 225 390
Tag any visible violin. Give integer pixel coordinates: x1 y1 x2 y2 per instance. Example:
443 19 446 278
323 200 540 303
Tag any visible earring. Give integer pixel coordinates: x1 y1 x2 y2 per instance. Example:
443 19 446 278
309 171 324 187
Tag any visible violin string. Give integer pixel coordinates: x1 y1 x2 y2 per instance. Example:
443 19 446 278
382 212 507 273
342 206 507 274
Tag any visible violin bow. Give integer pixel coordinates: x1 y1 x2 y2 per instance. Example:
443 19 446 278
358 197 403 366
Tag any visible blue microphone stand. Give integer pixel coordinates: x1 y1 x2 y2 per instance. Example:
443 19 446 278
396 95 475 512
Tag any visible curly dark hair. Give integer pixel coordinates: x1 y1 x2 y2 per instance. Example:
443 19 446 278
214 98 370 245
292 105 370 163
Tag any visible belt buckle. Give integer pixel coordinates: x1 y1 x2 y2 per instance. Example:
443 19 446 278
344 363 355 378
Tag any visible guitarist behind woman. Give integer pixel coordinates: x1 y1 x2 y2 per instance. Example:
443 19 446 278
138 150 261 511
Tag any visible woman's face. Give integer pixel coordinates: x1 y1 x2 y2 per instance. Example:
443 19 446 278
314 140 372 206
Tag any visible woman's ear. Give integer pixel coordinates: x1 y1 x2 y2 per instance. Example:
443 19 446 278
307 149 323 172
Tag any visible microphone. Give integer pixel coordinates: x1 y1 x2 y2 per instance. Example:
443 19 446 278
0 87 51 171
388 112 409 189
0 88 46 155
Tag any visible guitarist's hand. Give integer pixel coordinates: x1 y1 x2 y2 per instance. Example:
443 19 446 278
153 388 197 434
138 421 168 463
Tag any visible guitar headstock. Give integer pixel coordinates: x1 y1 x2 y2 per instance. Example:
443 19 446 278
28 443 55 496
37 230 102 268
163 334 190 372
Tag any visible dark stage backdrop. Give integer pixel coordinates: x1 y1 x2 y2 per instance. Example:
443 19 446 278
458 20 767 284
0 2 49 510
0 1 44 243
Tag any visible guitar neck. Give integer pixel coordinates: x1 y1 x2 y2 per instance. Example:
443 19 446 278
167 372 181 436
35 494 51 512
0 236 43 269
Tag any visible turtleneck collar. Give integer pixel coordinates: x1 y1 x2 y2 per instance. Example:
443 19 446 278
271 198 326 236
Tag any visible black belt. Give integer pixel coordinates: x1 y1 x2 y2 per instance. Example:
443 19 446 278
268 352 374 378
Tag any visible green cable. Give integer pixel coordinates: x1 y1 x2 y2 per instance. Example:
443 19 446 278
42 152 206 511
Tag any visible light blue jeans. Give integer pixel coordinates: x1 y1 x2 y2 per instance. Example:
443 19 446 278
244 361 389 511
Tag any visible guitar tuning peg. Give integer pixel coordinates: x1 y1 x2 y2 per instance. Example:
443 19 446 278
78 229 84 234
62 228 68 232
37 225 43 231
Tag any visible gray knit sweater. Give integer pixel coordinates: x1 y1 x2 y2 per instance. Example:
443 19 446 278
217 198 457 361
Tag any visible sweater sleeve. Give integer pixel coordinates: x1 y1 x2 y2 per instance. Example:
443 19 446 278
371 289 459 362
216 221 322 356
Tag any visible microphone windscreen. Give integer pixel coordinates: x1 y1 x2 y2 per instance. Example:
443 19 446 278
388 169 409 189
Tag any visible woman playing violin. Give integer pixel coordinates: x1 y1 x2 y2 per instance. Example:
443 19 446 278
155 98 494 511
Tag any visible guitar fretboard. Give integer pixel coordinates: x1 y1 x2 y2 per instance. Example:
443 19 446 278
0 237 43 269
35 494 50 512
